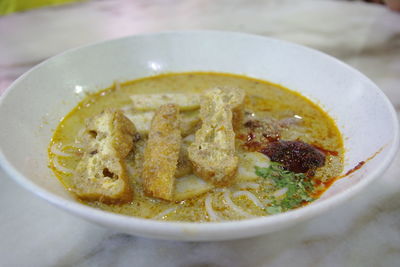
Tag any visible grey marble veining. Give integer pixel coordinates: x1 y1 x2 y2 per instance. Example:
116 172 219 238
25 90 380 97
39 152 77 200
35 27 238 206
0 0 399 266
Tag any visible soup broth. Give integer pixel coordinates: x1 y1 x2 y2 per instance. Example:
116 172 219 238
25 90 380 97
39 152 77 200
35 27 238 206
49 72 344 222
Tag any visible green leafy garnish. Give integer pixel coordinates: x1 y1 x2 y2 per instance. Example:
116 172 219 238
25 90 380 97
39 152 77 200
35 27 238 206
255 162 315 214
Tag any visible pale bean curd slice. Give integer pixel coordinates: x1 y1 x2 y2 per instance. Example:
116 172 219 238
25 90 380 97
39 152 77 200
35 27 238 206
130 93 200 111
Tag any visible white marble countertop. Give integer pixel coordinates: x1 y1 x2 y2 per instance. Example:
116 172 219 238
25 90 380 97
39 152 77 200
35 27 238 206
1 0 399 266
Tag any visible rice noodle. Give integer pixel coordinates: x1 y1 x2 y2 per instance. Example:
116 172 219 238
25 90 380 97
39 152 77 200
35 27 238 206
264 199 272 204
232 191 264 209
64 145 84 154
52 157 74 175
223 191 253 218
50 143 72 157
72 143 84 149
273 187 288 197
205 194 222 222
236 182 260 190
75 128 87 145
152 207 176 220
214 187 227 193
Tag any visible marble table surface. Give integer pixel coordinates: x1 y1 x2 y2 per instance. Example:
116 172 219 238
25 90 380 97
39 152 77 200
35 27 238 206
1 0 399 266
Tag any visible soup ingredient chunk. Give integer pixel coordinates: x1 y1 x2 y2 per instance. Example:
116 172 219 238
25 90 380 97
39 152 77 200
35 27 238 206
188 87 245 186
130 93 200 111
72 110 137 204
174 174 213 201
142 104 182 200
237 152 271 181
261 140 325 175
122 111 154 135
123 109 200 137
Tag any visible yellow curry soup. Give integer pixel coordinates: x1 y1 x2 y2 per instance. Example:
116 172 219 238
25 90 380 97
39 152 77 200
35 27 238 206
49 72 344 222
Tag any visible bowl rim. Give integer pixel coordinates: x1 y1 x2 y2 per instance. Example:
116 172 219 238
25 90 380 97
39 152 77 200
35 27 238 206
0 30 399 240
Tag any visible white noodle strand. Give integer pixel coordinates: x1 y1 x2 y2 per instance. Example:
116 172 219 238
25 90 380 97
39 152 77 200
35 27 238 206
64 145 84 153
223 191 253 218
52 157 74 175
232 191 264 209
76 127 86 139
273 187 288 197
236 182 260 190
214 187 227 193
205 194 222 222
264 199 272 204
50 144 72 157
152 207 176 220
72 143 84 149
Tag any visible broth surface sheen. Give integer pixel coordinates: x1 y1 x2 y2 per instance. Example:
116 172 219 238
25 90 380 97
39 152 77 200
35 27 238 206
49 72 344 222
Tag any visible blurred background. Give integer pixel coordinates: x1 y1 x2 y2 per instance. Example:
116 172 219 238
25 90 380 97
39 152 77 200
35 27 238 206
0 0 399 98
0 0 84 15
1 0 399 15
0 1 399 267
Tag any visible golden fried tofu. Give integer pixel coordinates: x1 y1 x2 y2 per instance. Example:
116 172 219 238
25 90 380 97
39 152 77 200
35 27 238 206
188 87 245 186
72 109 137 204
142 104 182 200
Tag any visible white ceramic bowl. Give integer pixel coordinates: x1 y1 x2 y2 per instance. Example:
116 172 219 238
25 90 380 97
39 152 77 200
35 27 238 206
0 31 398 241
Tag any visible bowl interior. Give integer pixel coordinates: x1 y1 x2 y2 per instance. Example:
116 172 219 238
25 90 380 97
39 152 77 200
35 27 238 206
0 31 398 241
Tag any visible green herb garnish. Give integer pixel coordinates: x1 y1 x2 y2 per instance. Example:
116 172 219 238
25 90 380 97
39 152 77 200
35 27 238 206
255 162 315 214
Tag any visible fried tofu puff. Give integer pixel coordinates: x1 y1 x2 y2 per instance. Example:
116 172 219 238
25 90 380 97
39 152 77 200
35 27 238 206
142 104 182 200
72 110 136 204
188 87 245 186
